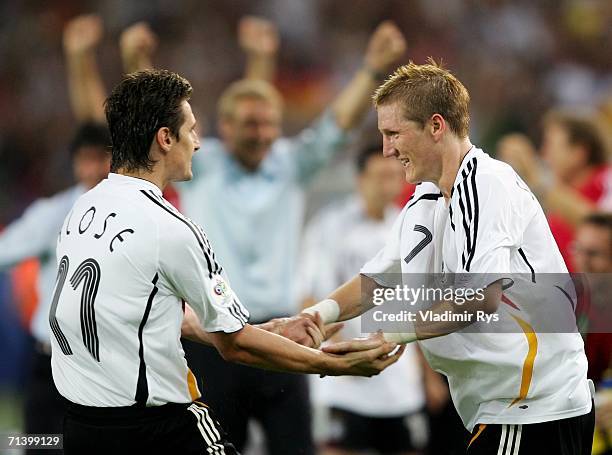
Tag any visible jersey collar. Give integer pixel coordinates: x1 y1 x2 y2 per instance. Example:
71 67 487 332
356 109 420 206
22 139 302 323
107 173 163 196
452 145 479 190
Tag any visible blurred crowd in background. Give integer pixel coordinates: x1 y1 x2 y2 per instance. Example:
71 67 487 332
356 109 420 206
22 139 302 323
1 0 612 454
2 0 612 221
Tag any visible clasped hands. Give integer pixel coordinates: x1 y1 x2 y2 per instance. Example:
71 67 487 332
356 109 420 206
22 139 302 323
265 313 405 377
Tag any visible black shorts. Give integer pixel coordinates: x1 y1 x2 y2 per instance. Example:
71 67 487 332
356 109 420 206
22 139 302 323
63 400 238 455
326 407 427 454
467 404 595 455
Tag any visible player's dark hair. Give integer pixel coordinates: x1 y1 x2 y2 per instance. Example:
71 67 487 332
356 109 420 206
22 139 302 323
543 111 607 166
105 69 192 173
356 144 383 174
69 122 111 157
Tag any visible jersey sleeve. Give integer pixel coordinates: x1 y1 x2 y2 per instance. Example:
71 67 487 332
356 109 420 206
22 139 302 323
159 221 249 333
452 170 527 288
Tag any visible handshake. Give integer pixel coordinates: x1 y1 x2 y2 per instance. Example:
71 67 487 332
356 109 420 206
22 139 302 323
182 303 405 378
261 311 406 378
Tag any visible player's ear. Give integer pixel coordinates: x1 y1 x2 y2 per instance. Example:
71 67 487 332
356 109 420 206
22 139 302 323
155 127 173 153
430 114 445 141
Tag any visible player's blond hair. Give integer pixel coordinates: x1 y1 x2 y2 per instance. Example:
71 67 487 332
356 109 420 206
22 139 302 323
217 79 283 119
373 59 470 138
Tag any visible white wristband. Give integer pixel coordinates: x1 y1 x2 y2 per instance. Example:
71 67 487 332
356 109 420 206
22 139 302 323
302 299 340 324
382 320 417 344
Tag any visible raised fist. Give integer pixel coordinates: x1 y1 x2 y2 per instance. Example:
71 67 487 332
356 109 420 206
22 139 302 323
364 21 407 74
238 16 279 56
120 22 157 63
63 14 103 55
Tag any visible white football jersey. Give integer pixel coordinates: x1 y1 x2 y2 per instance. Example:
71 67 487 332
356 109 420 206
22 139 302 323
50 173 249 407
362 148 592 431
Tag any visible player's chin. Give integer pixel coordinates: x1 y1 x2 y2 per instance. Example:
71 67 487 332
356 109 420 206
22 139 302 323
177 168 193 182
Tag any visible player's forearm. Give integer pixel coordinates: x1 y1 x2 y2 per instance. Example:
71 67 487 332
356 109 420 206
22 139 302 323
331 68 380 131
213 324 331 375
244 53 276 82
66 52 106 122
328 274 377 321
303 274 377 324
541 183 596 227
121 53 153 74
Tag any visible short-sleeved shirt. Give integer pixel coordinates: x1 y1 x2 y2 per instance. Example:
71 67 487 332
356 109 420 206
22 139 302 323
50 173 249 407
177 112 348 321
362 148 592 432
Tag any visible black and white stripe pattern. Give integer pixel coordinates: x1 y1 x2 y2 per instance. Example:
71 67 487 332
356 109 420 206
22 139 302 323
227 297 249 325
407 191 443 209
140 190 222 278
141 190 248 326
134 273 159 406
70 259 101 362
49 256 73 355
455 158 480 271
187 403 227 454
497 424 522 455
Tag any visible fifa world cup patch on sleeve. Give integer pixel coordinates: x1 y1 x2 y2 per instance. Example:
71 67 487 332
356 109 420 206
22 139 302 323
210 275 233 307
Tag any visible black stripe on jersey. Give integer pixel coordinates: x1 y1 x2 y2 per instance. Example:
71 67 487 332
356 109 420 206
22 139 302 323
135 273 159 406
140 190 217 279
158 192 223 276
147 190 224 277
554 285 576 311
457 183 473 269
70 259 101 362
465 159 480 271
407 192 443 210
49 256 73 355
455 158 479 271
227 301 247 325
518 248 536 283
232 298 249 323
195 224 222 276
229 298 248 325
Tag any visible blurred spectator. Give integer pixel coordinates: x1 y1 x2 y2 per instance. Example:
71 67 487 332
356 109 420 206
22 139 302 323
179 21 407 455
497 111 611 270
571 213 612 455
0 122 110 454
2 1 612 226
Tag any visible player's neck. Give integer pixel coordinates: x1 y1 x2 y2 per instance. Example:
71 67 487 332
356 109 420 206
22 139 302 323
438 138 473 200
